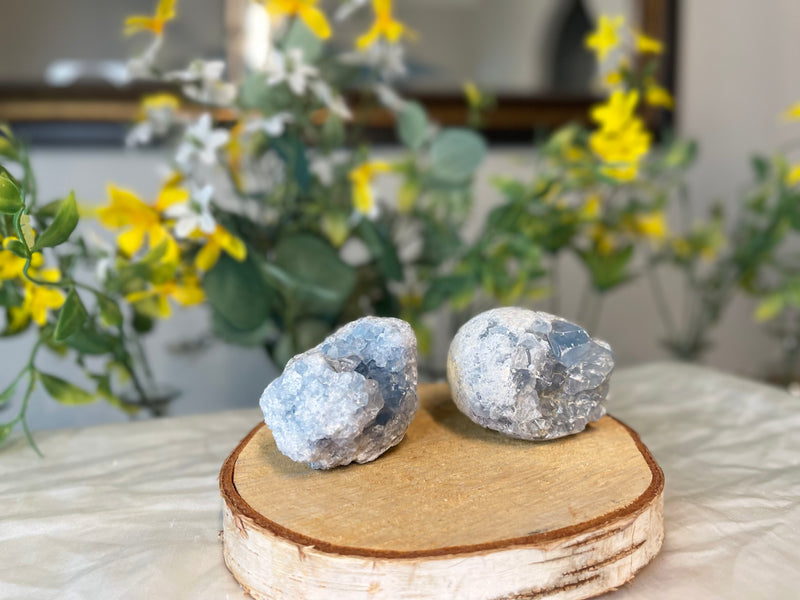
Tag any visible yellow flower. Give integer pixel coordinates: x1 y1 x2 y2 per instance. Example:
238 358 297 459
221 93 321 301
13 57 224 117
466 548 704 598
605 70 623 88
125 272 204 319
139 93 180 117
591 90 640 132
193 226 247 271
590 224 617 256
672 238 692 259
9 268 65 328
357 0 412 49
349 161 391 218
645 82 674 109
782 102 800 121
590 120 651 181
629 211 668 241
124 0 177 36
266 0 331 39
463 81 482 108
787 164 800 185
635 32 663 54
97 185 183 261
590 91 650 181
580 194 602 219
585 15 623 61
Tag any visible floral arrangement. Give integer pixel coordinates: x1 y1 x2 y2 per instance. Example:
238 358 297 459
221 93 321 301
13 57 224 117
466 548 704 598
425 15 693 332
0 0 486 448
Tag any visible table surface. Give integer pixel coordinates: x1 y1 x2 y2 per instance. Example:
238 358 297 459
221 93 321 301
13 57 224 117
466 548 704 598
1 362 799 600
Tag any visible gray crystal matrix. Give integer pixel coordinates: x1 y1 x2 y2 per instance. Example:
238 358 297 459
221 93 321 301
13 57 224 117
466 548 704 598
447 307 614 440
260 317 418 469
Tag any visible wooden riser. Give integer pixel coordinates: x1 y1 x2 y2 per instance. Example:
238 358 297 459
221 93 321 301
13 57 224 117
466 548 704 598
220 383 664 600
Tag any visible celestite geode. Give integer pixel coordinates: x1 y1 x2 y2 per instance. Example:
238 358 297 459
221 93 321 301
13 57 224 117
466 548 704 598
259 317 418 469
447 307 614 440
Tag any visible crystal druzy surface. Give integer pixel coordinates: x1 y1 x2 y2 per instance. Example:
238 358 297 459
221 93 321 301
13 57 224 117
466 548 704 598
260 317 418 469
447 307 614 440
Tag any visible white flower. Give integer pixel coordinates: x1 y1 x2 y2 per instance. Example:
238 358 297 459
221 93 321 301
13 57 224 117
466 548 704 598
175 113 230 172
166 60 237 106
312 81 353 120
243 112 294 137
310 151 349 186
126 99 180 147
335 0 369 21
265 49 318 95
164 184 217 239
339 42 407 81
126 37 162 81
374 83 407 112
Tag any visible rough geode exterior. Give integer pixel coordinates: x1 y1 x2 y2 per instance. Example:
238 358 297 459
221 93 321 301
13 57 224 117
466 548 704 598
447 307 614 440
260 317 418 469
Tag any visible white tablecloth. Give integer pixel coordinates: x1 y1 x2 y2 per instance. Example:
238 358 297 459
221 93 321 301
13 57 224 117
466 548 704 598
1 362 799 599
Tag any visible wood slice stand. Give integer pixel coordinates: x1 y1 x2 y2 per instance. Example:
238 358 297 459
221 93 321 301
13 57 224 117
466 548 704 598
220 383 664 600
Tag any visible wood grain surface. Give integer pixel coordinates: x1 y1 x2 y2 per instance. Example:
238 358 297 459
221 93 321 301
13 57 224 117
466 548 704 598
220 382 664 600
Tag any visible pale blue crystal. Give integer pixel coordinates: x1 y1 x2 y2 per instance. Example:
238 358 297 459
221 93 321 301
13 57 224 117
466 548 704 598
447 307 614 440
260 317 418 469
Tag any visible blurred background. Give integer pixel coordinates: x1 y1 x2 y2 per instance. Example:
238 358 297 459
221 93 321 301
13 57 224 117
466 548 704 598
1 0 799 430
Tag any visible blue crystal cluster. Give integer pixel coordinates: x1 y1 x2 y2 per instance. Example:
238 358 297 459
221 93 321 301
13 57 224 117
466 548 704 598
260 317 418 469
447 307 614 440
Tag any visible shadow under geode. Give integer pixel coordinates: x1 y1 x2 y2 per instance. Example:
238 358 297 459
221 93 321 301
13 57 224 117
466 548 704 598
424 391 601 448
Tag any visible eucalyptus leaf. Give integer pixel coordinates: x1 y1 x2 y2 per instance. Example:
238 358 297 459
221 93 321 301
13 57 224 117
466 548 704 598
271 234 356 317
32 191 79 251
430 128 486 183
203 254 274 331
54 288 88 342
39 372 96 405
397 102 428 150
212 309 278 346
284 20 323 63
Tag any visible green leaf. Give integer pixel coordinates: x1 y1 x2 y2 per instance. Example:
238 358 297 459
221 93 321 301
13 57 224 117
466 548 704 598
423 274 477 312
577 246 635 292
0 421 15 446
271 234 357 317
755 294 784 322
211 309 278 347
284 20 323 63
751 156 770 182
397 102 428 150
4 239 28 258
430 128 486 183
64 328 119 355
356 220 403 281
0 280 23 308
98 295 123 327
0 371 22 407
39 372 96 405
203 254 274 331
53 288 88 342
0 173 23 214
293 318 331 352
32 191 79 251
271 136 311 193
